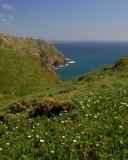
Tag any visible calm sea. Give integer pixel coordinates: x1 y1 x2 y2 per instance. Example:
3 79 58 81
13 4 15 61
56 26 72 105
54 42 128 80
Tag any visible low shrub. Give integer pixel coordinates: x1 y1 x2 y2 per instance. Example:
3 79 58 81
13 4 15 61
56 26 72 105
29 97 74 118
9 99 31 114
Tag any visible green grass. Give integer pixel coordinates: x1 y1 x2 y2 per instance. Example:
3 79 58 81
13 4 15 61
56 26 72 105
1 88 128 159
1 51 128 159
0 48 59 97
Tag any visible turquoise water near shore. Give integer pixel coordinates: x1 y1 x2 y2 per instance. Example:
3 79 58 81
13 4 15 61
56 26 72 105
54 42 128 80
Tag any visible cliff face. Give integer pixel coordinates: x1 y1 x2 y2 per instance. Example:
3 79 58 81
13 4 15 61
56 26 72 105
0 33 67 68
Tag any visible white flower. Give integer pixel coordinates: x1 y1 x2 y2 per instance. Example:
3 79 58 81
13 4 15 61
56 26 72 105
36 135 40 138
120 140 123 144
40 139 44 143
6 143 10 145
118 125 123 129
81 132 85 134
73 140 77 143
82 106 84 109
51 150 54 154
62 136 65 139
96 144 99 147
28 135 31 138
0 148 2 151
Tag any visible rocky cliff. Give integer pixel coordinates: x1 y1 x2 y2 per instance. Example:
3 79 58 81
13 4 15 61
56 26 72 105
0 33 67 69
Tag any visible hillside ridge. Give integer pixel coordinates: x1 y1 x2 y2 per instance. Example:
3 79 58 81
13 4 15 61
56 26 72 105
0 33 67 69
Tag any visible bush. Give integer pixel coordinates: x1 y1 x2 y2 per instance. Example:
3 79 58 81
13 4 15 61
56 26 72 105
9 99 31 114
29 97 74 118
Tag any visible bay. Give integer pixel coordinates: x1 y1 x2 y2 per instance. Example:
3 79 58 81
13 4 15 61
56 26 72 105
54 41 128 80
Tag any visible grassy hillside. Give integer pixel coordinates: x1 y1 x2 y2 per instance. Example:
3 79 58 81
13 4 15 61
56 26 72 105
0 48 59 96
1 46 128 159
0 33 66 68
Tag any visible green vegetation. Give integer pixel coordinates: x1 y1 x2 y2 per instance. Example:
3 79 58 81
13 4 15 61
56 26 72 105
1 88 128 159
0 48 59 97
1 33 128 159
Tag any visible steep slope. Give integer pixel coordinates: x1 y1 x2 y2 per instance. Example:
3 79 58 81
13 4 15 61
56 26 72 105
0 48 59 96
0 33 67 69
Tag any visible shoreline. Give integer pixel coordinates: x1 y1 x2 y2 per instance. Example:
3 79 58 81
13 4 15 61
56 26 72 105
55 58 76 70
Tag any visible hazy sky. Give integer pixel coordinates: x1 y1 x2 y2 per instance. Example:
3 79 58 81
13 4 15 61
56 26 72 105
0 0 128 41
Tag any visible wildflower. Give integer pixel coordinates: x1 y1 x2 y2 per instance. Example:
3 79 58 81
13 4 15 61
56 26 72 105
0 148 2 151
28 135 31 138
64 110 67 113
120 140 123 144
81 132 85 134
59 113 62 116
62 136 65 139
36 135 40 138
118 125 123 129
94 115 97 118
40 139 44 143
82 106 84 109
51 150 54 154
73 140 77 143
6 143 10 145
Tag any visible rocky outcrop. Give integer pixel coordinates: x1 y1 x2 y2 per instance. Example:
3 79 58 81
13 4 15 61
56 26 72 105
0 33 67 68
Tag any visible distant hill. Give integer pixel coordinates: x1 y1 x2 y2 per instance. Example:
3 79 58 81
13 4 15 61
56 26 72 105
0 33 67 96
0 33 67 69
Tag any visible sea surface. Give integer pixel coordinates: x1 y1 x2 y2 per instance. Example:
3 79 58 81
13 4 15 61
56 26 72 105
54 41 128 80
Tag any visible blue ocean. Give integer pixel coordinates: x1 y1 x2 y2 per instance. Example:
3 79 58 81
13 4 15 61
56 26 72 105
54 42 128 80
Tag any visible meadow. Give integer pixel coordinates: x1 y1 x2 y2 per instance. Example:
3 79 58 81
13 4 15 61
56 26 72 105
1 87 128 159
1 41 128 159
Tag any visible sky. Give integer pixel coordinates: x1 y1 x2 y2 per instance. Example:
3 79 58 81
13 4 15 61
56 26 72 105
0 0 128 41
